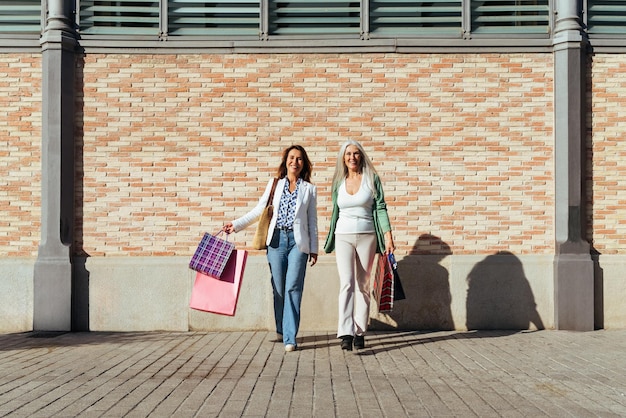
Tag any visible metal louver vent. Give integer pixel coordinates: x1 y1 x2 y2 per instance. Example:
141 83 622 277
269 1 360 36
168 0 260 36
471 0 549 35
80 0 160 35
0 0 41 34
369 0 462 37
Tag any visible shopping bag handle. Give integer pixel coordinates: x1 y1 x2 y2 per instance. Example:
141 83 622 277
211 230 231 241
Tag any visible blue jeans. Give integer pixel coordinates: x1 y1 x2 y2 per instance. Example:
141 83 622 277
266 229 309 346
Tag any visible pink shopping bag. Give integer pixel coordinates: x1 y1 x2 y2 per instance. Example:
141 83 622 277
190 248 248 316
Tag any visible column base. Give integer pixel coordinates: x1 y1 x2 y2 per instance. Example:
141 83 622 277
554 253 594 331
33 257 72 331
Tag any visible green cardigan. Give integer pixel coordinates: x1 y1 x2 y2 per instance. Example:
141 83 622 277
323 174 392 254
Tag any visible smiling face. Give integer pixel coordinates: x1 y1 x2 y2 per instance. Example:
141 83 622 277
343 144 362 174
286 148 304 178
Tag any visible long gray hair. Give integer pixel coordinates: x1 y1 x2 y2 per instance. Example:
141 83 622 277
331 140 379 198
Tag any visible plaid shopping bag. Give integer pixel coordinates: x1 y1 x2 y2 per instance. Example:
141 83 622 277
189 232 235 278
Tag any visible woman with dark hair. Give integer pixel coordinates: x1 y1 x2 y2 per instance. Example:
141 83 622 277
224 145 318 352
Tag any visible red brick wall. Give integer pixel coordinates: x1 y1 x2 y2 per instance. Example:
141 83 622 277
589 55 626 255
74 53 555 257
0 54 41 257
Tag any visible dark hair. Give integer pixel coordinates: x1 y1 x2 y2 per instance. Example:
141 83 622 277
277 145 313 183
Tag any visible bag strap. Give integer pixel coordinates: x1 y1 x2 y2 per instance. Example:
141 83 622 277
214 230 230 240
266 178 279 207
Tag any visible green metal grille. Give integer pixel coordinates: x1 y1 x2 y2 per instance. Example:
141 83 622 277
168 0 260 36
80 0 160 35
471 0 550 35
370 0 462 37
0 0 41 34
588 0 626 35
268 1 360 36
54 0 561 39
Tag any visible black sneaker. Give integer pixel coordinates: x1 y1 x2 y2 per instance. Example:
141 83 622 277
340 335 353 351
354 335 365 350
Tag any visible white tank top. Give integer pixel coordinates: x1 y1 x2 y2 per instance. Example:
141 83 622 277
335 178 375 234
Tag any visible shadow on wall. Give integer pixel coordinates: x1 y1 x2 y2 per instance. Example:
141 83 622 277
585 55 603 330
591 248 604 330
72 55 91 332
466 251 544 331
372 234 455 331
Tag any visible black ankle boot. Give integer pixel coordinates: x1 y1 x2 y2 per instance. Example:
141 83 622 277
354 335 365 350
340 335 353 351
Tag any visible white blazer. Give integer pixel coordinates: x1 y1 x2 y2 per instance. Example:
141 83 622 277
232 177 319 255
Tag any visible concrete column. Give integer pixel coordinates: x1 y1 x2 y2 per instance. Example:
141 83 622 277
33 0 77 331
552 0 594 331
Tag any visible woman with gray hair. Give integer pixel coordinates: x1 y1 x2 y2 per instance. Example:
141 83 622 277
324 140 395 351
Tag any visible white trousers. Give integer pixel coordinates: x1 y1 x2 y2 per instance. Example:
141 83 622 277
335 233 377 338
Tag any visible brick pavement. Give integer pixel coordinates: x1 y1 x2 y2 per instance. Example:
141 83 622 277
1 330 626 417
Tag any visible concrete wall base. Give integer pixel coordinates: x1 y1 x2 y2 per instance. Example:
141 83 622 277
78 254 555 332
9 252 626 334
593 254 626 329
0 259 34 333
